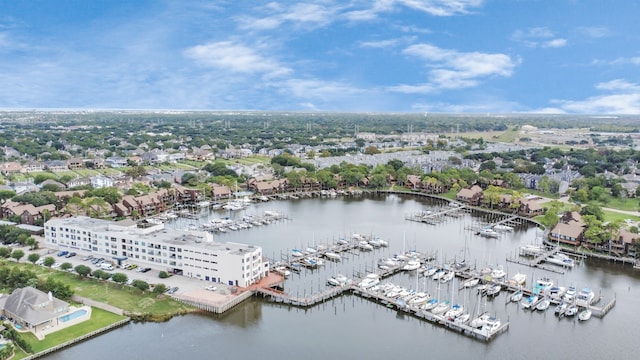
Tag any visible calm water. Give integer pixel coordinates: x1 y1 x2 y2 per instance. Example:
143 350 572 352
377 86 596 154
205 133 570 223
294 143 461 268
46 194 640 359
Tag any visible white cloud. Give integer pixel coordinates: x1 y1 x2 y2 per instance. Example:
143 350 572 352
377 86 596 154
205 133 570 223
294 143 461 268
237 3 335 31
395 0 484 16
576 26 611 39
542 38 567 48
183 41 291 78
394 43 517 92
552 79 640 114
595 79 640 92
608 57 640 66
511 27 566 48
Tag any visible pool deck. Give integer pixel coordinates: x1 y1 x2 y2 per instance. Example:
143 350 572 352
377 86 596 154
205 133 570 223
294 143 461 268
14 305 93 340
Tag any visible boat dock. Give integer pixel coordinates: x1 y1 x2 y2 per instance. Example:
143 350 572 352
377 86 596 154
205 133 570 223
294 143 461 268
505 247 568 274
405 206 470 225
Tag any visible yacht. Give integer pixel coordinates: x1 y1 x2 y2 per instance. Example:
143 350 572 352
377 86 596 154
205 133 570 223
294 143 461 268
554 301 568 315
454 312 471 325
409 292 430 306
486 284 501 297
493 224 514 232
509 273 527 286
423 266 438 277
432 269 445 281
431 301 450 315
463 278 479 288
327 274 349 287
578 308 592 321
563 286 577 302
301 257 318 268
565 304 579 317
273 266 291 278
358 274 380 289
482 317 501 334
576 287 596 306
323 252 342 261
470 312 491 329
444 304 464 319
439 271 455 284
358 241 374 251
422 298 439 311
520 244 546 255
479 228 500 238
546 253 575 268
535 277 554 293
403 259 421 271
490 265 506 280
368 237 388 247
291 249 304 257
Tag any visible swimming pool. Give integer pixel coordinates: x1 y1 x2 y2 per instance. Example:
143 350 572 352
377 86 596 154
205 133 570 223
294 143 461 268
59 309 88 322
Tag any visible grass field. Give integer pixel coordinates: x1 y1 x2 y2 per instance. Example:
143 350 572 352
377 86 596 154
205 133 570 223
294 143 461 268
603 210 640 223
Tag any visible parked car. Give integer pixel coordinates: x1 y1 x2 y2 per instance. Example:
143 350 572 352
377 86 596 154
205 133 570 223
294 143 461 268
205 285 217 291
82 254 94 261
35 258 45 265
166 287 179 294
65 252 76 258
57 251 69 257
52 262 62 269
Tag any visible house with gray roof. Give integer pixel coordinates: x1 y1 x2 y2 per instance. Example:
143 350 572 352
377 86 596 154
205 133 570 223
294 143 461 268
0 287 69 334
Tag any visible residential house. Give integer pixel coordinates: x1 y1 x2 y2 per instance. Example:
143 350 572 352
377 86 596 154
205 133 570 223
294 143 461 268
67 158 84 170
456 185 483 205
0 162 23 175
548 211 586 246
0 200 56 225
91 175 114 189
23 161 46 173
40 179 67 190
0 287 73 335
66 177 91 188
406 175 422 190
105 156 128 168
211 184 232 200
45 160 68 172
142 149 169 164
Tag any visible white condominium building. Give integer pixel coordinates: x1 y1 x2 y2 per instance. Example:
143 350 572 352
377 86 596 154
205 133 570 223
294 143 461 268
44 216 268 287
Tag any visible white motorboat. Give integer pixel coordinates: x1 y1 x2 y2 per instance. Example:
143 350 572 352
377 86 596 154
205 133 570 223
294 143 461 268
273 266 291 277
301 257 318 268
490 265 506 280
324 252 342 261
520 244 546 255
409 292 430 306
305 247 317 254
509 273 527 286
485 284 501 297
463 277 479 288
358 241 374 251
576 287 596 306
358 274 380 289
554 301 568 315
444 304 464 319
454 312 471 325
482 317 501 334
368 237 388 247
422 298 439 311
439 271 455 283
403 259 421 271
536 298 551 311
432 269 445 281
565 304 579 317
327 274 349 287
535 277 554 293
563 286 577 302
470 312 491 329
431 301 450 315
479 228 500 238
521 294 538 309
493 224 514 232
423 266 438 277
291 249 304 257
578 308 592 321
546 253 575 268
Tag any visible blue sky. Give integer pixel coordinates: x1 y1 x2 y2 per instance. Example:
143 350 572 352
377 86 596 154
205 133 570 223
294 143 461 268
1 0 639 113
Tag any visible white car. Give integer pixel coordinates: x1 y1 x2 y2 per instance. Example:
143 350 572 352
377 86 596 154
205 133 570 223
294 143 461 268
205 285 217 291
52 262 62 269
35 258 45 265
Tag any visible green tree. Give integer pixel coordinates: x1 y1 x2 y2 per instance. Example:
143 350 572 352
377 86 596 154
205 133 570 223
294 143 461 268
43 256 55 267
158 271 170 279
111 272 128 285
0 247 10 258
26 236 38 250
364 146 380 155
75 264 92 277
370 174 387 189
581 204 605 222
27 253 40 265
10 249 24 262
153 283 168 294
132 279 150 292
92 269 111 280
60 262 73 271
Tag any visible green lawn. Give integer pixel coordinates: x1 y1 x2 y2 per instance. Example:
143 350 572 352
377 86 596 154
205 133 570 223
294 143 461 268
21 307 127 353
602 197 640 212
603 209 640 223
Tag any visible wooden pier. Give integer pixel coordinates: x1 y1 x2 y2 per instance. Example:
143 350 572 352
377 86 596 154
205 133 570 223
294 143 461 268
505 247 568 274
406 206 470 225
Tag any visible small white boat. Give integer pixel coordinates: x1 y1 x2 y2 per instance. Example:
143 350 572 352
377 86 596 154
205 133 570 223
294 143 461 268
291 249 304 257
510 289 524 303
432 269 445 281
409 292 430 306
490 265 506 280
546 253 575 268
563 286 577 302
576 287 596 306
493 224 514 232
444 304 464 319
358 273 380 289
422 298 439 311
324 252 342 261
554 302 568 315
470 312 491 329
479 228 499 238
424 266 438 277
431 301 450 315
536 298 551 311
482 317 501 334
578 308 592 321
327 274 349 287
520 244 546 255
509 273 527 286
565 304 579 317
273 266 291 277
463 278 479 288
358 241 374 251
486 284 501 297
403 259 421 271
439 271 455 284
454 312 471 325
